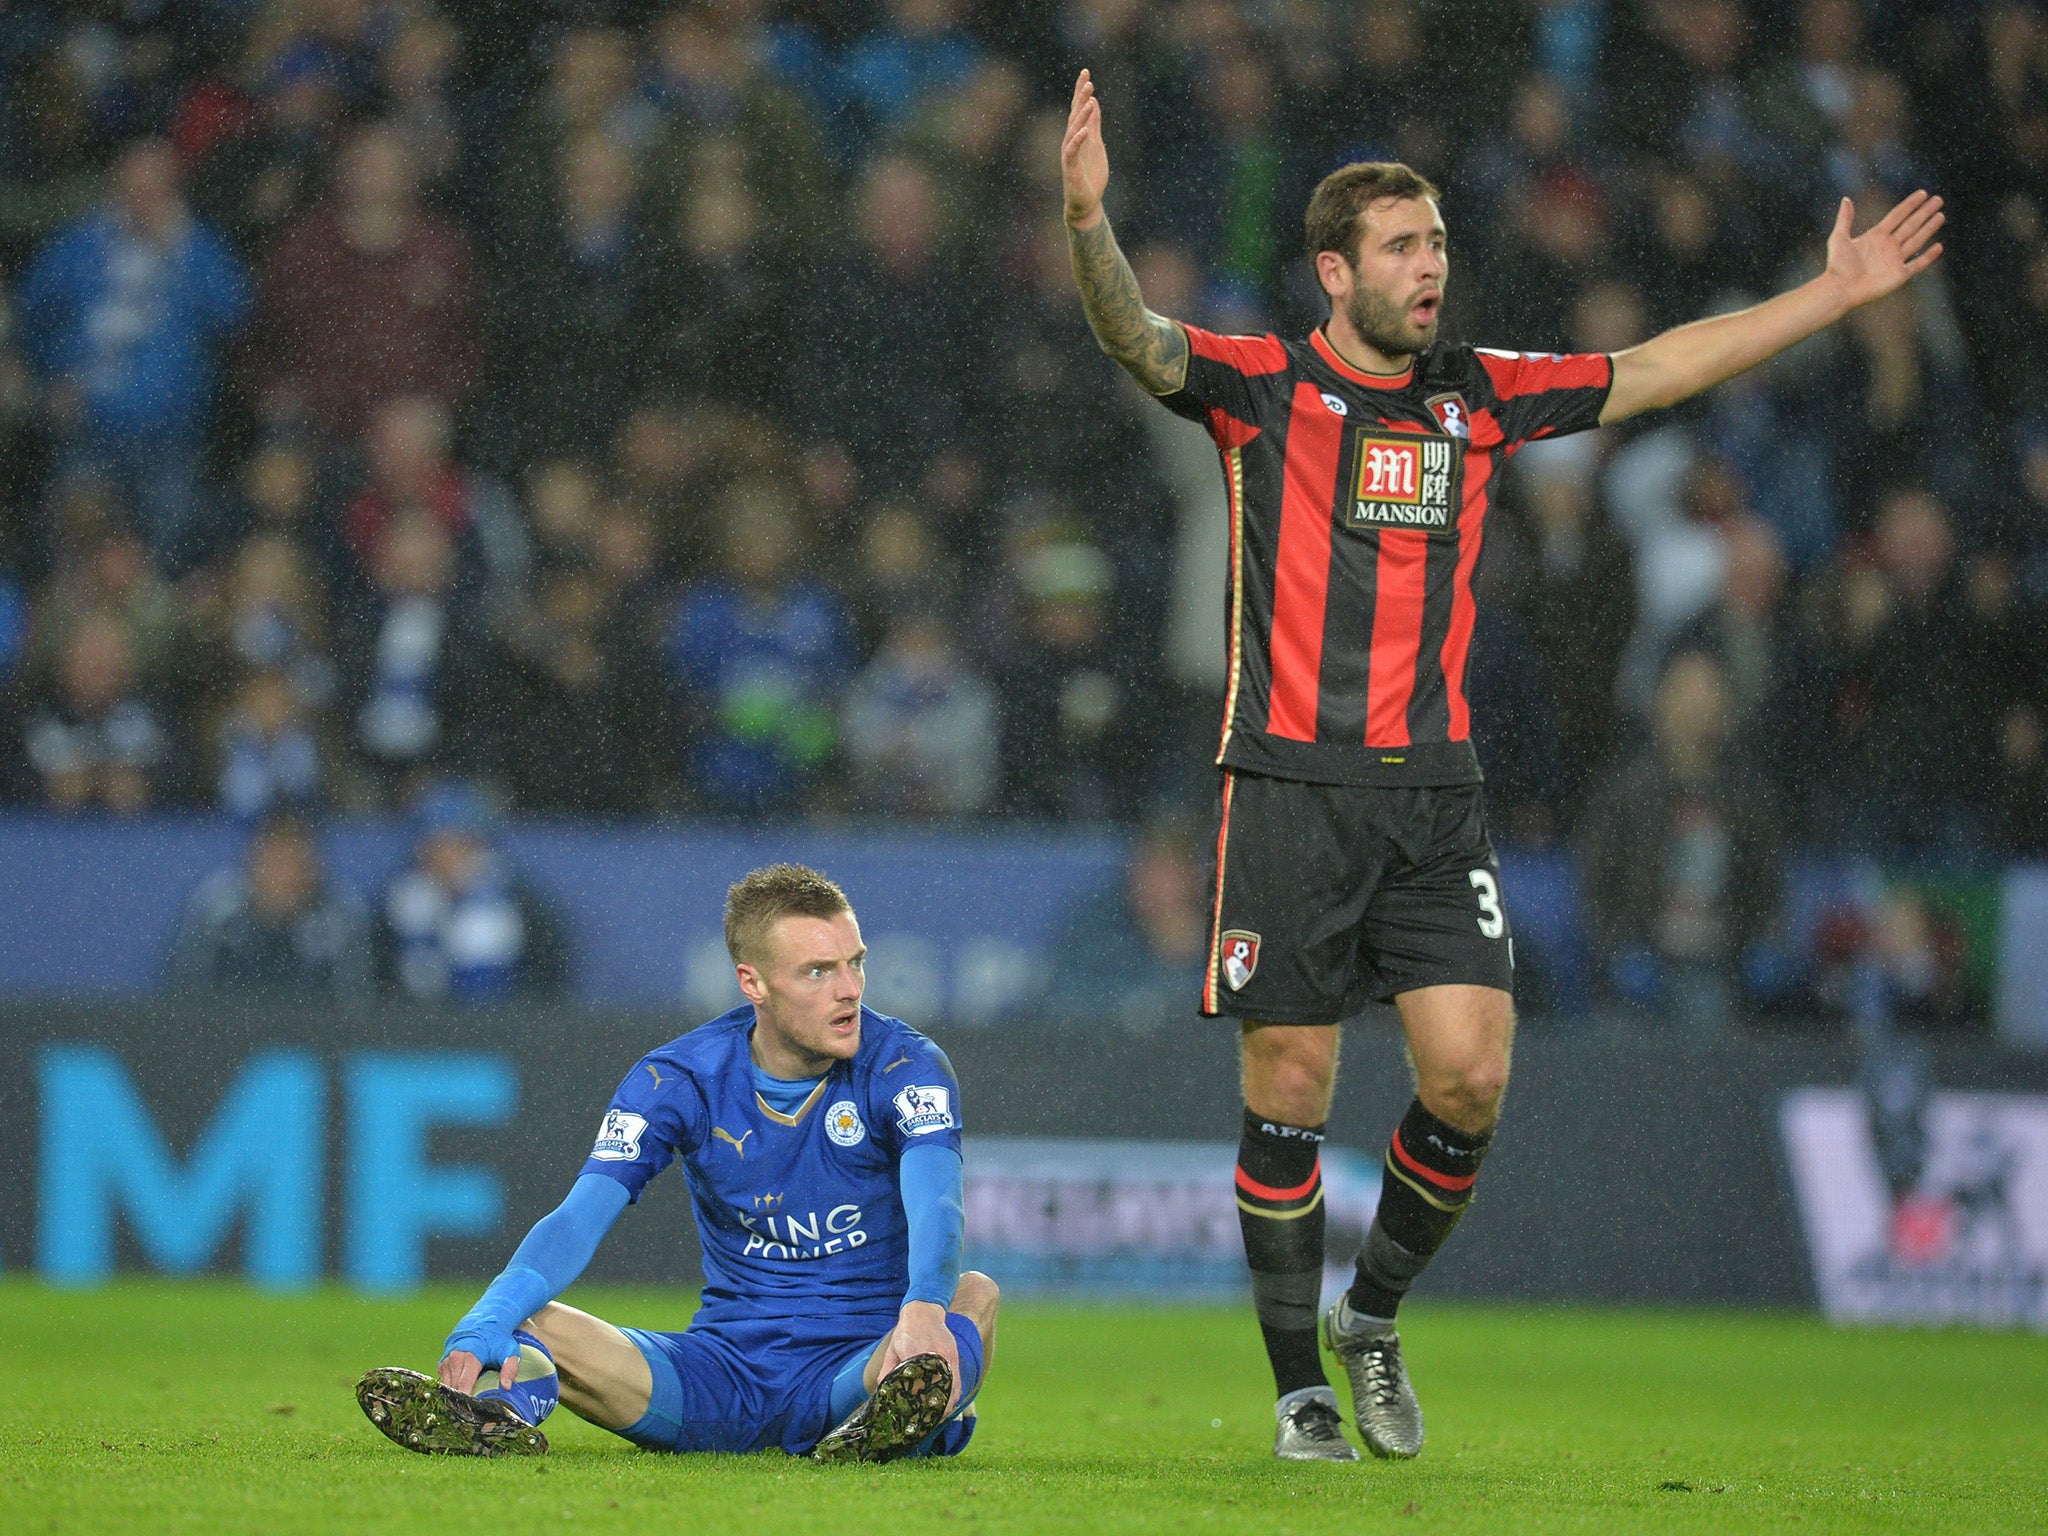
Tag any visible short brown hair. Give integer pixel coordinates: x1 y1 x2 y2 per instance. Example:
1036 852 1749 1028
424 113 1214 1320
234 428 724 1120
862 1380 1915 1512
723 863 853 966
1304 162 1442 263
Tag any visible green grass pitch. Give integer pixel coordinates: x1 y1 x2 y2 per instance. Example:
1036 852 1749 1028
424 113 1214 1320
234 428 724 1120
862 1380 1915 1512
4 1281 2045 1534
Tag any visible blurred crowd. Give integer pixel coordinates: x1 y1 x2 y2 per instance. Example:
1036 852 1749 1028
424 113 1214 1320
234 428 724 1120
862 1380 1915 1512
2 0 2045 1020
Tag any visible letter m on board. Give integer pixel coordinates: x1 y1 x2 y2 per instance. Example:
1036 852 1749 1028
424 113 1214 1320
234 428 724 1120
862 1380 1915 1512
37 1045 324 1286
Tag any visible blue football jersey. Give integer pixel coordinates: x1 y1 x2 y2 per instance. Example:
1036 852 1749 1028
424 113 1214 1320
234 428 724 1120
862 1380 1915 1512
580 1004 962 1324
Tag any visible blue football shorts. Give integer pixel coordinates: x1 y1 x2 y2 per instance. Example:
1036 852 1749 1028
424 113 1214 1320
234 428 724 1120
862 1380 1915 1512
617 1309 984 1457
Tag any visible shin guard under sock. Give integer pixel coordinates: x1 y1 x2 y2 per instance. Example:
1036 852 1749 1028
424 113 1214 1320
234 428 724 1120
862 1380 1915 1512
473 1329 559 1426
1236 1109 1328 1398
1349 1100 1492 1319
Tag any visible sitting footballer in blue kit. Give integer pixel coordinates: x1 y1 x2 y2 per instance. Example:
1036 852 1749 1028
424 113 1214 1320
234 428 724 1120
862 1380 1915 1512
356 863 997 1462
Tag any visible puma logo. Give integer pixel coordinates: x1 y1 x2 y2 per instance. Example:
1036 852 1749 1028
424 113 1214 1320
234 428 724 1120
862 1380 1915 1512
882 1054 910 1074
644 1063 666 1089
712 1127 753 1159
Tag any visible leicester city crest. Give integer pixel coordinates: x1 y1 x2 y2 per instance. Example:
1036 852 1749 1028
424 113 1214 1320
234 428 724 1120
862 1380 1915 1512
825 1100 866 1147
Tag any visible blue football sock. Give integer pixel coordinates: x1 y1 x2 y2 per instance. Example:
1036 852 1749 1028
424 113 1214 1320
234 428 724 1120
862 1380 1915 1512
828 1348 872 1426
915 1404 978 1459
473 1329 559 1426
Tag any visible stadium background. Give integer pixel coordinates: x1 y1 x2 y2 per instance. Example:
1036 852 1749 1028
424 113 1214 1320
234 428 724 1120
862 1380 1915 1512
2 0 2046 1375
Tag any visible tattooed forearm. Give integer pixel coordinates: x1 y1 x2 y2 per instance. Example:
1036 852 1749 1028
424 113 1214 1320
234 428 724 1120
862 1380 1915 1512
1066 214 1189 395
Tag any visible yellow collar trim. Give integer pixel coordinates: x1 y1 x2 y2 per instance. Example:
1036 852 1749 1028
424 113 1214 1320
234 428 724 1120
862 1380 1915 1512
755 1078 829 1127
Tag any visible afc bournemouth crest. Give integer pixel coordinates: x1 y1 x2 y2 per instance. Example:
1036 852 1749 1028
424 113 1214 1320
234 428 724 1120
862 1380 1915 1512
1221 929 1262 991
1425 391 1470 439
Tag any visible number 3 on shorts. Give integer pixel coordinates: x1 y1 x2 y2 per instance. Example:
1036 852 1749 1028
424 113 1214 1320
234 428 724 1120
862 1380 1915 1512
1468 869 1505 939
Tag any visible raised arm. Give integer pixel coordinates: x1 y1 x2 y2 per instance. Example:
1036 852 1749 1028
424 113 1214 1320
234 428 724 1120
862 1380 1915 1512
1601 191 1944 425
1062 69 1189 396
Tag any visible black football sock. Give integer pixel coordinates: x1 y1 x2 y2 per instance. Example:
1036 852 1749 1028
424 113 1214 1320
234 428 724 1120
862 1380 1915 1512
1236 1108 1329 1398
1348 1099 1493 1320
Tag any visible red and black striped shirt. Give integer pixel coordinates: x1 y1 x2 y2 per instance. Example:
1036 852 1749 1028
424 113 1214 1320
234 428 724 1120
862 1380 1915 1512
1159 324 1612 786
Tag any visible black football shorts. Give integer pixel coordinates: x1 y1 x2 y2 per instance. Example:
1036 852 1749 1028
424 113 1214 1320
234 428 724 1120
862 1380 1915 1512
1200 769 1513 1023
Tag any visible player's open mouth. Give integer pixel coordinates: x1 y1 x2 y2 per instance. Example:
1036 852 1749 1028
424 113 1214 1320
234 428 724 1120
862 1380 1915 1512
1411 294 1440 324
829 1012 858 1033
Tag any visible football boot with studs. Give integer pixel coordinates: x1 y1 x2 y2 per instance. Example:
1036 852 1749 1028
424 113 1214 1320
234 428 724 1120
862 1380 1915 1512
811 1353 954 1464
355 1366 548 1457
1324 1299 1424 1459
1273 1387 1360 1461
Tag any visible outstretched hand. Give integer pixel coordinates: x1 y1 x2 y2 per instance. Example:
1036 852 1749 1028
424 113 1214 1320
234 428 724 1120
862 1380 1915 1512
879 1301 963 1413
1825 190 1945 309
439 1348 516 1396
1062 69 1109 229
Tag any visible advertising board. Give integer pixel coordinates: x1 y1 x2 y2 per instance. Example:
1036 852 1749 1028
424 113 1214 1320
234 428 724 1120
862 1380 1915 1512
1780 1088 2048 1329
960 1137 1381 1295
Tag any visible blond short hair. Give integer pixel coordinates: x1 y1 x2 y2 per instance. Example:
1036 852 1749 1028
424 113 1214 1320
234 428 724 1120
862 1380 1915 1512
723 863 852 966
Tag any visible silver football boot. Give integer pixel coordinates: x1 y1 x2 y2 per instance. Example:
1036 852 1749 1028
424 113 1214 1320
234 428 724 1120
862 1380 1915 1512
355 1367 548 1457
811 1353 953 1463
1323 1297 1424 1458
1272 1386 1360 1461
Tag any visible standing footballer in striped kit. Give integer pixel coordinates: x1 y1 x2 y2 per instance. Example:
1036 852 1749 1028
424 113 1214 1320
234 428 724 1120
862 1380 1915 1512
1059 68 1946 1463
